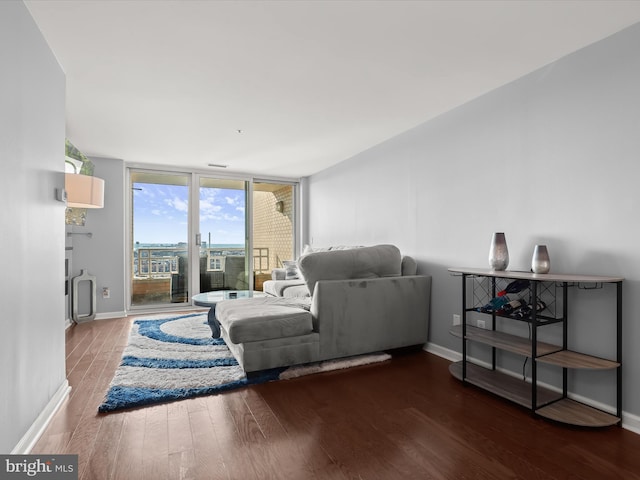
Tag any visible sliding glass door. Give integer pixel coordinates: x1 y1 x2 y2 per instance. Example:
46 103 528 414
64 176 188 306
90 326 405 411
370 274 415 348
252 181 295 290
197 177 249 294
129 170 296 309
130 171 190 306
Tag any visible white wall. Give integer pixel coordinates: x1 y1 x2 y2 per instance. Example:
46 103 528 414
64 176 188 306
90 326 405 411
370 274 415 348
0 1 67 453
307 23 640 419
68 157 126 318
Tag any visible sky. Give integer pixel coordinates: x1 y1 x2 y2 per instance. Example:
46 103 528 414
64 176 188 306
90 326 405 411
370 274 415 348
133 182 246 246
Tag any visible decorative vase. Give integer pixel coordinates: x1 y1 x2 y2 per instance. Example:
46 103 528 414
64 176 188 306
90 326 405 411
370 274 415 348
531 245 550 274
488 232 509 271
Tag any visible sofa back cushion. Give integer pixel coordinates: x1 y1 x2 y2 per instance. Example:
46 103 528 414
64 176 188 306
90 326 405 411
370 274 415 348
302 244 363 255
298 244 402 295
401 256 418 276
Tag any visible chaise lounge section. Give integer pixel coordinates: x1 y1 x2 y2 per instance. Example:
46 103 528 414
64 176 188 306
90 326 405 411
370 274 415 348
215 244 431 372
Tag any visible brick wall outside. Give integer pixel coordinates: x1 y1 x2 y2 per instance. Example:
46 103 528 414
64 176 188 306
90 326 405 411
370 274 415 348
253 185 294 275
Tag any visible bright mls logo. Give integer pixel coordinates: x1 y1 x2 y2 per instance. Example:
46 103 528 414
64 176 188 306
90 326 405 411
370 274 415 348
0 455 77 479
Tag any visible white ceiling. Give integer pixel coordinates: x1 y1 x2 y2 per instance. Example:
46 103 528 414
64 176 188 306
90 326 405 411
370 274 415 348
25 0 640 179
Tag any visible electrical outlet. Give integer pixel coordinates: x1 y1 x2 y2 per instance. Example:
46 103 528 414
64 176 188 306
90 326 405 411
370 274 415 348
452 314 461 326
477 319 486 329
102 287 110 299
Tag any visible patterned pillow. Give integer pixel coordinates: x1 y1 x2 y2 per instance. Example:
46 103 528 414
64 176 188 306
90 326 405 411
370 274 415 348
282 260 301 280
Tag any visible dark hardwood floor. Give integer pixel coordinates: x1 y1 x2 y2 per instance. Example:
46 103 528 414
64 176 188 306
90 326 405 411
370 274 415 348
32 315 640 480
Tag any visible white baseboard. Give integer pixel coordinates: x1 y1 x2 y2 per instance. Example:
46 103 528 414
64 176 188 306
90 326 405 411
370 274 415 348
12 380 71 454
94 311 127 320
425 342 460 362
67 311 127 324
94 307 207 321
85 307 207 322
622 411 640 434
423 342 639 435
127 306 206 317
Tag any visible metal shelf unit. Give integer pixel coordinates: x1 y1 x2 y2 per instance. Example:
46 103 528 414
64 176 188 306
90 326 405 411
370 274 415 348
448 267 623 428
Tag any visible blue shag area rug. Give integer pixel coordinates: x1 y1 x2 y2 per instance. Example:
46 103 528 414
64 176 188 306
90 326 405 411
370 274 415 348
98 312 390 412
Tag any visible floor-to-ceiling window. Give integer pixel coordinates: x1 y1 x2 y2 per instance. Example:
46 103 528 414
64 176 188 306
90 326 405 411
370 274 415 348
252 181 296 290
130 171 190 307
129 170 297 309
197 176 249 295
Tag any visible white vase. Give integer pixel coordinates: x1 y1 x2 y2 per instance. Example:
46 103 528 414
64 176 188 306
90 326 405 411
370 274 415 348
531 245 550 274
488 232 509 271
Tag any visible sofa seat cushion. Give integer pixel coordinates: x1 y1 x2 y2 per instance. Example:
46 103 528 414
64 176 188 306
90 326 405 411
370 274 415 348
216 297 313 344
263 279 310 298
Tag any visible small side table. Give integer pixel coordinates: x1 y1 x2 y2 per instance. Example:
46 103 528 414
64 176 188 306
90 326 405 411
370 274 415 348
192 290 267 338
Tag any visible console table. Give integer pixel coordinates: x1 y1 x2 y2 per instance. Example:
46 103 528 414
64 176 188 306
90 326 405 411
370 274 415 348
448 267 623 427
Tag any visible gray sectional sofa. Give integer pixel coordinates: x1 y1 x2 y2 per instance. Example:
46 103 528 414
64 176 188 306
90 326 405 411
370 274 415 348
214 244 431 372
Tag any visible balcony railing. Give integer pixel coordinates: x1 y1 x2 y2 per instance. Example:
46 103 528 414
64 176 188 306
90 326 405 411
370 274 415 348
133 246 269 278
134 247 185 278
